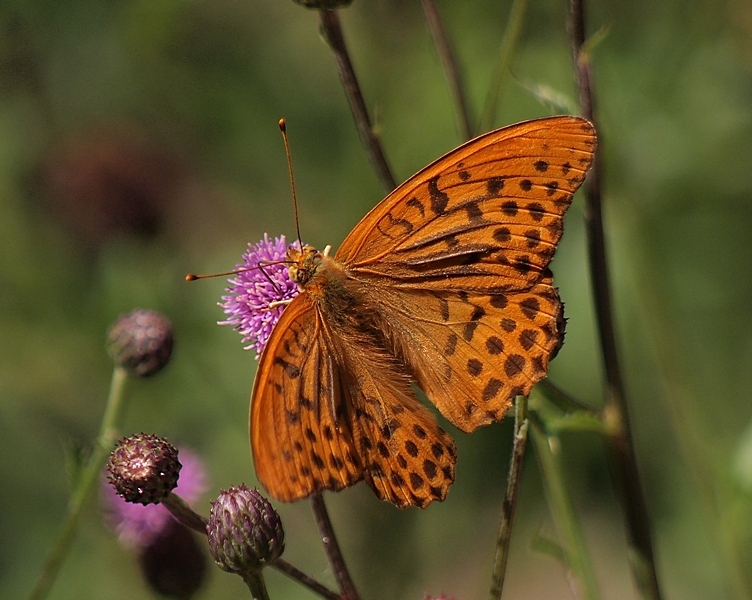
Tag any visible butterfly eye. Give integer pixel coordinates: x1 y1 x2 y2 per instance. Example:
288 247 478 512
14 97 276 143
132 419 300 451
288 264 301 283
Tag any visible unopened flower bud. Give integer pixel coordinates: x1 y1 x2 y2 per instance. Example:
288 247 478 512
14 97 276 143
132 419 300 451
107 309 173 377
207 485 284 575
108 434 181 505
139 520 207 599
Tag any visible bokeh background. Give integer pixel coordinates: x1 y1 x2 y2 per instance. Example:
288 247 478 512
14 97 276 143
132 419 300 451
3 0 752 598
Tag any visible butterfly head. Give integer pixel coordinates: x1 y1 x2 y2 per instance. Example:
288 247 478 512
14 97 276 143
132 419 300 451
286 244 323 289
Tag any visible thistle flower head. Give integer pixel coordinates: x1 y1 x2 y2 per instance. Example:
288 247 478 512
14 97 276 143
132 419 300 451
107 433 181 505
218 234 299 358
206 485 285 575
103 445 207 549
107 309 174 377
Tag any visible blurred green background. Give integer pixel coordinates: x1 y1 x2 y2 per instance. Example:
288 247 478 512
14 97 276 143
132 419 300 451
2 0 752 598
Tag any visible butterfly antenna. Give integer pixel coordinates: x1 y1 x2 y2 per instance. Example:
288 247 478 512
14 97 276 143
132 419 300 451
185 260 290 286
279 119 303 251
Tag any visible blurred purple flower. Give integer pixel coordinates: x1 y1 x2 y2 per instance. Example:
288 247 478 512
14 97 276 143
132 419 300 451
218 234 299 358
103 448 208 549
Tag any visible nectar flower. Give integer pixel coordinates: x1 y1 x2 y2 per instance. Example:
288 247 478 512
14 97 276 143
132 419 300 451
103 446 207 548
218 234 299 358
207 485 285 575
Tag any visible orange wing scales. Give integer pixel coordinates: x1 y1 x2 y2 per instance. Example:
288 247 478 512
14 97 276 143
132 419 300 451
358 274 564 433
251 295 364 502
313 293 458 509
252 288 457 508
251 116 596 508
337 116 595 294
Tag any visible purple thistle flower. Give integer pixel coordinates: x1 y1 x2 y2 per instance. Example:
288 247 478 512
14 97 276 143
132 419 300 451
218 234 299 358
103 448 208 549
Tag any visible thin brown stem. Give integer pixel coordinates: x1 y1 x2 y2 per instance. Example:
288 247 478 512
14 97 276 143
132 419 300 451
419 0 473 140
567 1 662 598
488 396 529 600
242 572 271 600
310 493 360 600
273 559 342 600
162 494 208 535
318 9 396 194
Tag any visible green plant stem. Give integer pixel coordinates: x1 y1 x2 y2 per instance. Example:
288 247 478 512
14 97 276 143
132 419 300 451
479 0 529 132
488 395 529 600
529 399 600 600
566 1 662 598
318 8 396 194
419 0 473 139
242 572 271 600
29 366 130 600
310 493 360 600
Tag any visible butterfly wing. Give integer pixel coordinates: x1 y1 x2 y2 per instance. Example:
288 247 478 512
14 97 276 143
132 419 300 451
251 293 363 502
333 116 596 431
251 290 457 507
318 321 458 509
335 116 596 293
354 275 564 432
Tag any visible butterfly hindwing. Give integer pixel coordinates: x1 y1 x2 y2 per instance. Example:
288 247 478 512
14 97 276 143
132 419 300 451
357 274 564 432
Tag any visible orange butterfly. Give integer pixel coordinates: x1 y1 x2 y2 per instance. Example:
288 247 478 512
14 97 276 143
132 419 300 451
251 116 596 508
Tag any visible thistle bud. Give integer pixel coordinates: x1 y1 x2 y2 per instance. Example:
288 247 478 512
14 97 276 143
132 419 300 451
139 520 207 599
107 433 181 505
107 309 173 377
206 485 284 575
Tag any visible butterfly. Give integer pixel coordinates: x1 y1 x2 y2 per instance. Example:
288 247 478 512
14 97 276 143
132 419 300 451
251 116 596 508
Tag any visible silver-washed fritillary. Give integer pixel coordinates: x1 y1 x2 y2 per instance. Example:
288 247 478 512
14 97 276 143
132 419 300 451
251 116 596 508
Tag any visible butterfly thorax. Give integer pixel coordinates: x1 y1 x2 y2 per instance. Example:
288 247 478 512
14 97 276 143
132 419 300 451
288 244 360 322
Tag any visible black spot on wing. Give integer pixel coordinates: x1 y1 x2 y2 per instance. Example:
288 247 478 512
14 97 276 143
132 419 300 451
273 357 301 379
407 197 425 218
487 176 505 196
428 176 449 215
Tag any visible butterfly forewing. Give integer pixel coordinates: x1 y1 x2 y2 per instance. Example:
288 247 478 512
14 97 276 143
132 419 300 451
251 294 363 502
252 286 458 506
335 116 596 293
